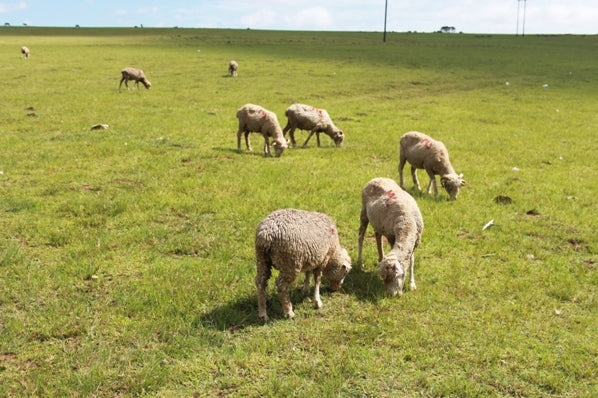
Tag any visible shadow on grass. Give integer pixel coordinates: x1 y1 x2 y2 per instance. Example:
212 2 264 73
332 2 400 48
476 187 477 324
197 266 384 331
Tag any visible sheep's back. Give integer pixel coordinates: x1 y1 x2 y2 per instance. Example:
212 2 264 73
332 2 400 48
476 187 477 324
256 209 338 269
362 178 422 239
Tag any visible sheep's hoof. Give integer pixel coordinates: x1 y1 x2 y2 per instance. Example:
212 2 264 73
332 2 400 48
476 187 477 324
410 282 417 291
258 313 269 323
314 299 323 309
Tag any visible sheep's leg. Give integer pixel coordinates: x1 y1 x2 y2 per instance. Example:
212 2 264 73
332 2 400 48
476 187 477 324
316 132 321 147
357 208 369 266
118 77 126 91
287 127 297 148
409 253 416 291
312 269 323 309
375 233 385 262
282 124 297 148
302 130 317 148
236 130 244 152
425 170 438 196
244 131 253 152
275 273 296 319
255 259 272 322
263 137 271 156
302 271 311 296
398 157 408 189
411 166 422 191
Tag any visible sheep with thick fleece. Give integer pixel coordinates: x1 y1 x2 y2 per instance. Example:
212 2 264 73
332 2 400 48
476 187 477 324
119 67 151 91
236 104 288 157
399 131 466 200
282 103 344 148
228 60 238 76
255 208 352 321
357 177 423 297
21 46 30 58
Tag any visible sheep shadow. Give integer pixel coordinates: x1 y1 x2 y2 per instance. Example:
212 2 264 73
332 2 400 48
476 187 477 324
343 262 387 302
197 267 384 330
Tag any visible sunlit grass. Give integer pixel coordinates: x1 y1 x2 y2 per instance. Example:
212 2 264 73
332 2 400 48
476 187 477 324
0 27 596 396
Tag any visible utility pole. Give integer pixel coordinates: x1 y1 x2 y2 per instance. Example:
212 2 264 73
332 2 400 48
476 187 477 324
522 0 527 36
517 0 527 37
383 0 388 42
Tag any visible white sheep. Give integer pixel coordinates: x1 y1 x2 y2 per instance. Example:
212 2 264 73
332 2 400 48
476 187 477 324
357 177 423 297
255 208 352 321
21 46 30 58
282 103 345 148
398 131 466 200
119 67 151 91
228 60 238 77
236 104 288 157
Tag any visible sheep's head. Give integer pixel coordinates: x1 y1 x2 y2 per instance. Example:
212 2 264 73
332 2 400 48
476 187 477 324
441 173 466 200
272 137 288 157
142 79 152 89
378 255 405 297
324 248 352 292
331 130 345 147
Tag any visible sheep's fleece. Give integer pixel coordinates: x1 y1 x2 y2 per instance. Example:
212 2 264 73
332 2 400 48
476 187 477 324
255 208 352 321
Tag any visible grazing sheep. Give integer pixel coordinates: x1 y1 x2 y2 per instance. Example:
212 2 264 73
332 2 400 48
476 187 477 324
228 60 238 77
255 208 352 321
21 46 30 58
236 104 288 157
357 177 423 297
282 103 345 148
119 67 151 91
398 131 466 200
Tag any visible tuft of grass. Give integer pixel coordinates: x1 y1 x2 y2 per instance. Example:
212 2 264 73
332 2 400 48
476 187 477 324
0 27 596 396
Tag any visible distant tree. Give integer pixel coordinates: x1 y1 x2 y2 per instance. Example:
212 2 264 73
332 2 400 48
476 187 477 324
4 22 10 26
440 26 456 33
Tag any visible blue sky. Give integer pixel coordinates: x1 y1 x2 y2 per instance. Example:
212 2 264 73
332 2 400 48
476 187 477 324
1 1 597 34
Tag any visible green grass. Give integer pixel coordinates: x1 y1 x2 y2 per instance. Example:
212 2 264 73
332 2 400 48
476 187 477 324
0 27 596 397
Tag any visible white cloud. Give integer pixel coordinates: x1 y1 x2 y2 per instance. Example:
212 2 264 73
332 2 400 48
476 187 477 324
240 8 277 28
288 6 333 29
0 2 28 13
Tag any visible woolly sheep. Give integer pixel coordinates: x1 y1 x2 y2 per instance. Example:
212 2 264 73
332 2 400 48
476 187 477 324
119 67 151 91
357 177 423 297
228 60 238 77
236 103 288 157
398 131 466 200
21 46 30 58
282 103 345 148
255 208 352 321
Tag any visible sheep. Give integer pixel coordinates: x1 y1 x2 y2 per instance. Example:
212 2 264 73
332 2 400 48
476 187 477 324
398 131 466 200
282 103 345 148
236 104 288 157
119 67 151 91
357 177 423 297
21 46 30 58
255 208 352 321
228 60 238 77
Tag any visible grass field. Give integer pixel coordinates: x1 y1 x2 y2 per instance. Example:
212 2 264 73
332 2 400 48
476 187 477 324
0 27 596 397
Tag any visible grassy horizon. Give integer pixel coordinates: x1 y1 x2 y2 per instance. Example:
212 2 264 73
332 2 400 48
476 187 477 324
0 27 596 397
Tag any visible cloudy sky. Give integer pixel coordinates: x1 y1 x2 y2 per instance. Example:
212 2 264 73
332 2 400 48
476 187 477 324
1 0 597 34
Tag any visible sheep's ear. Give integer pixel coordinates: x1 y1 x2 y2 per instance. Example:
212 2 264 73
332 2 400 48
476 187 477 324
440 177 447 188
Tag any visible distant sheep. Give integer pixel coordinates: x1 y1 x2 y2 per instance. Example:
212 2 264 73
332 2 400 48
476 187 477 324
399 131 465 200
236 103 288 157
282 103 344 148
228 60 238 77
21 46 30 58
119 67 151 91
255 208 352 321
357 177 423 297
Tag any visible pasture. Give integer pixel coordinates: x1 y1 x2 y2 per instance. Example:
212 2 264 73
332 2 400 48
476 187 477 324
0 27 596 397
